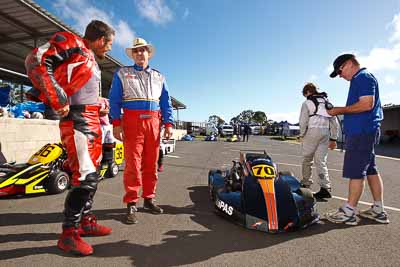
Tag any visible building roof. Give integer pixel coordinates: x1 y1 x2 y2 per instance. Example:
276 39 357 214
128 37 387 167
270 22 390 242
0 0 186 110
383 104 400 111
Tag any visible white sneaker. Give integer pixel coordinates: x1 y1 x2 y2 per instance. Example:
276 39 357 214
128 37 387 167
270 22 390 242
325 208 358 226
359 206 389 224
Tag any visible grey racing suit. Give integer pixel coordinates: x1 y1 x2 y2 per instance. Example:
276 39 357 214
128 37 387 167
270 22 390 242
299 98 339 189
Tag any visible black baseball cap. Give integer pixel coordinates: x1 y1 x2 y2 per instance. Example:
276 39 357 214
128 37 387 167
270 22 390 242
330 53 355 78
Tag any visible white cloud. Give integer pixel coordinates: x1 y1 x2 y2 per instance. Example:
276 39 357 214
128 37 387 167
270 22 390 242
115 20 135 48
134 0 173 25
384 75 396 84
381 90 400 105
308 74 318 82
357 46 400 71
355 12 400 72
183 8 189 20
268 112 299 124
53 0 135 48
327 12 400 74
389 14 400 43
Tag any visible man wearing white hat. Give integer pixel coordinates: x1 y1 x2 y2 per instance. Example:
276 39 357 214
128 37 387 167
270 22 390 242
109 37 174 224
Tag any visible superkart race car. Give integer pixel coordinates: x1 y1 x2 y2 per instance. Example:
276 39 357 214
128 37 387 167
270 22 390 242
99 142 124 179
0 143 69 197
181 134 194 141
208 151 319 233
226 134 239 142
0 142 124 197
205 134 218 141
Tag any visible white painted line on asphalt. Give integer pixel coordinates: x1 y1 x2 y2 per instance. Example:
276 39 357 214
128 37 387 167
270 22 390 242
165 155 181 158
269 153 302 158
332 149 400 161
234 148 400 161
331 195 400 212
376 155 400 161
276 162 342 172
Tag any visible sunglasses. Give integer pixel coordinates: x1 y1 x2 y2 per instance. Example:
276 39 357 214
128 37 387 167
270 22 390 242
336 61 348 75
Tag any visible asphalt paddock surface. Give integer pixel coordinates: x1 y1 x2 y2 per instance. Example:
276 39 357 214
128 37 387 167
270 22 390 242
1 136 399 266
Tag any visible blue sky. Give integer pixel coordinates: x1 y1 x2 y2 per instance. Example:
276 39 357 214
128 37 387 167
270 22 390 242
35 0 400 123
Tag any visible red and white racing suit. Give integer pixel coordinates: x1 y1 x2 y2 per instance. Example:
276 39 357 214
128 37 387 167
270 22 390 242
25 32 102 227
109 64 173 204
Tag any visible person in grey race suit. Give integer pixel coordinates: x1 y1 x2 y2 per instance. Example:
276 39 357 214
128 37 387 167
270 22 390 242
299 82 339 199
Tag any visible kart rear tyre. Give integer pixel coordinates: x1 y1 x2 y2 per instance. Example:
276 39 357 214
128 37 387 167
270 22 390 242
47 171 70 194
106 163 119 178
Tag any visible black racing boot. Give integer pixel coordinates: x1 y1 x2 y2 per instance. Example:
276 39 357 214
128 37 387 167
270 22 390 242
125 203 138 224
143 198 163 214
313 187 332 199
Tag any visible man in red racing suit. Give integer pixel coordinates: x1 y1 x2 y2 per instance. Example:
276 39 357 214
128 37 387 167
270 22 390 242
109 37 174 224
25 20 115 256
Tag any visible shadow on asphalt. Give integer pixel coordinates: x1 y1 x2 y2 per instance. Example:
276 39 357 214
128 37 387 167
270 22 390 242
0 186 380 264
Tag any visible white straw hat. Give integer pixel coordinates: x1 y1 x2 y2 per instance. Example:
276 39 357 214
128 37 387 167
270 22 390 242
125 37 155 59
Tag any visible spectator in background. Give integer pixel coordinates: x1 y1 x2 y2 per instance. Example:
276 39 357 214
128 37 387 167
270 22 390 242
99 97 114 144
243 124 251 142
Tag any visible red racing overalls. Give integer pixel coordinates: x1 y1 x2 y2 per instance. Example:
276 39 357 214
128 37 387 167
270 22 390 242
109 64 174 204
25 31 102 227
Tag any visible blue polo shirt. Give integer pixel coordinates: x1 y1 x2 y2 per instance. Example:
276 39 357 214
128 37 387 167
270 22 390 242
343 68 383 135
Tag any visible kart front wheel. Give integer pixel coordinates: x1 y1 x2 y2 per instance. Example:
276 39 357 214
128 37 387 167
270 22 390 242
47 171 70 194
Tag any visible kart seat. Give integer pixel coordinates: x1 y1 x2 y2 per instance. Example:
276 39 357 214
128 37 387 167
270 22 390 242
245 153 271 163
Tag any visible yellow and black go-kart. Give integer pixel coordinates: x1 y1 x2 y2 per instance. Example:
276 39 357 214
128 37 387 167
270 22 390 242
0 143 69 197
99 142 124 179
0 142 124 197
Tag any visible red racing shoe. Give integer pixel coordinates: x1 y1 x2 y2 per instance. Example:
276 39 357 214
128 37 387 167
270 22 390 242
57 227 93 256
80 214 112 236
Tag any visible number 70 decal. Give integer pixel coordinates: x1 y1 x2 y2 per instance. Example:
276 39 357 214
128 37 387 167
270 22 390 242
251 164 276 178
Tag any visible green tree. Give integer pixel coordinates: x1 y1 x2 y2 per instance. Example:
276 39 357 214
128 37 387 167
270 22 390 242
230 115 240 125
237 110 254 124
253 111 267 125
208 115 225 126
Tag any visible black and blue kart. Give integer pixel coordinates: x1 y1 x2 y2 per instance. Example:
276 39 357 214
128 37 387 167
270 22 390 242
208 151 319 233
205 134 218 141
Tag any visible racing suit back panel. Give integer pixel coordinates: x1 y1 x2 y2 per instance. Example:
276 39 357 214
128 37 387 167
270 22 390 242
68 60 101 106
117 67 165 102
24 31 97 110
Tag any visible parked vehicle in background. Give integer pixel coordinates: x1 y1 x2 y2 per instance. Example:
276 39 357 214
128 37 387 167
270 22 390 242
219 124 234 137
282 125 300 137
250 124 262 135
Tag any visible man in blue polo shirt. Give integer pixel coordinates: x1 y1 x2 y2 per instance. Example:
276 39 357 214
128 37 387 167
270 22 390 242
325 53 389 225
